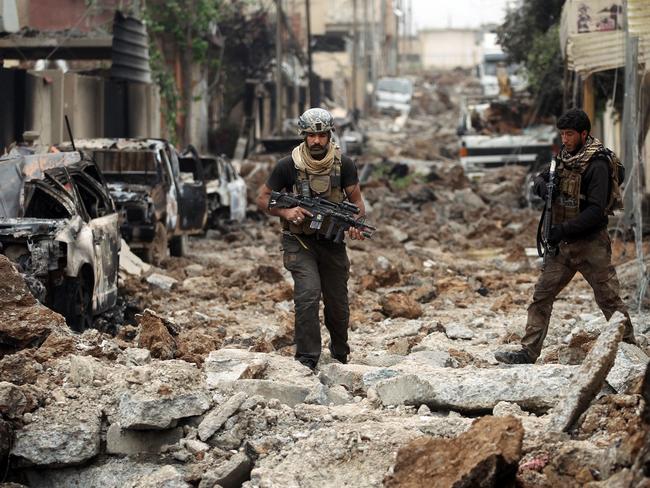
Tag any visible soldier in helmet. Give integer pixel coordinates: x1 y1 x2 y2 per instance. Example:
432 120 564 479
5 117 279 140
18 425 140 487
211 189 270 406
257 108 366 371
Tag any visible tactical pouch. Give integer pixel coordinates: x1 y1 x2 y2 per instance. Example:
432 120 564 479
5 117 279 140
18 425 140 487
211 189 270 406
552 169 581 224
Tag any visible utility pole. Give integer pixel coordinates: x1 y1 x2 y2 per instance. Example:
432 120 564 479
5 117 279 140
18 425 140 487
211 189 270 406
622 0 647 308
352 0 358 111
305 0 315 107
363 0 370 113
622 0 639 229
275 0 284 134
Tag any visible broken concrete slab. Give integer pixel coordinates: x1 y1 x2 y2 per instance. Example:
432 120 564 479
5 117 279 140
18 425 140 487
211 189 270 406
127 465 191 488
204 348 321 395
145 273 178 291
117 389 211 430
319 363 386 393
11 405 101 467
230 379 309 407
106 424 184 455
204 348 268 387
304 383 354 406
68 355 104 387
606 342 649 394
384 416 523 488
118 347 152 366
444 323 475 340
396 350 456 369
198 391 247 441
374 365 577 413
384 224 409 243
548 312 626 433
119 239 151 277
199 452 252 488
23 458 166 488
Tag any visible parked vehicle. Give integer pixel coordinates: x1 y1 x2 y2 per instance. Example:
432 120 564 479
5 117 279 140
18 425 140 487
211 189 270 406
374 77 414 115
477 32 527 97
65 138 208 263
180 146 246 228
332 112 365 156
0 145 120 330
457 97 557 179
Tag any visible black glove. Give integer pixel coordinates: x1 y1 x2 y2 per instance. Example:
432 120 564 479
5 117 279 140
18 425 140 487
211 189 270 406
533 174 548 199
533 169 559 200
547 224 564 246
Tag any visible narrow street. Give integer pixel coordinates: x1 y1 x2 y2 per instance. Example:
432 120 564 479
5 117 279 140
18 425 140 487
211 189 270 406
2 71 649 487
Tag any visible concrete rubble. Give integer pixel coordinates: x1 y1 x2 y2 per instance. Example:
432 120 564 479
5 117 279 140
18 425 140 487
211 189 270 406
548 312 625 433
0 71 649 487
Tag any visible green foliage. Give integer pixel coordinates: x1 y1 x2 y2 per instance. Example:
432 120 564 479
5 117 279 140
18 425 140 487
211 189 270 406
146 0 223 63
144 0 226 142
391 173 420 190
148 41 179 143
497 0 566 116
525 24 564 116
497 0 565 65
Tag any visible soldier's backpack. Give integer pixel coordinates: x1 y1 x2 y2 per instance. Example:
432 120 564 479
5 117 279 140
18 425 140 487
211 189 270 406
602 148 624 214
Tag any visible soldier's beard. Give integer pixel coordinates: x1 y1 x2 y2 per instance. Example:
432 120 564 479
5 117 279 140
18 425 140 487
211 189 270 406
308 142 328 158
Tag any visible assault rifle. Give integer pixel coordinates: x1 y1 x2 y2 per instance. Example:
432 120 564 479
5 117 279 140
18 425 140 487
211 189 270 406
537 158 558 268
268 191 376 243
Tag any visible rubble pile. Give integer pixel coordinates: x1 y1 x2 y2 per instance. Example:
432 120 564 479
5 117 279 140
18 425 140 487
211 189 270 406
0 73 648 488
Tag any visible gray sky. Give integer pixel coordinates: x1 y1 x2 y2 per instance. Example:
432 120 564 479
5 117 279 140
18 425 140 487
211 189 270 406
410 0 510 31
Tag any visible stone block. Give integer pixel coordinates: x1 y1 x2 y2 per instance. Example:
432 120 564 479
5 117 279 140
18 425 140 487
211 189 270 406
606 342 649 394
198 392 247 441
549 312 626 432
374 365 577 414
106 424 183 455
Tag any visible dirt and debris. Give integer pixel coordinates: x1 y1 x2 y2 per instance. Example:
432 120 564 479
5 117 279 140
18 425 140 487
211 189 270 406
0 71 648 488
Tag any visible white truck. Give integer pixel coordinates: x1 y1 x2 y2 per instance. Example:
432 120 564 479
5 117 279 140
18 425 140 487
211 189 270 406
457 97 557 180
374 77 414 115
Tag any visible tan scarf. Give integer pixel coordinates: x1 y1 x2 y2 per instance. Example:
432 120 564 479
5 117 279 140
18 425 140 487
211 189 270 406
557 135 605 172
292 142 338 175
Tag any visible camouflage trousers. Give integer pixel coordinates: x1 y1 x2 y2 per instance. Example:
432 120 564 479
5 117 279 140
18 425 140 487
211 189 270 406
522 229 635 361
282 233 350 367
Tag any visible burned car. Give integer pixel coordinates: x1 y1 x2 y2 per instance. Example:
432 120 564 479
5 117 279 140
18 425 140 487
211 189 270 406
180 146 246 227
65 139 208 263
0 146 120 330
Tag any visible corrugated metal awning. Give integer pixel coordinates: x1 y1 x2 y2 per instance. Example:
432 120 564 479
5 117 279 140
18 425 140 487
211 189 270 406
560 0 650 76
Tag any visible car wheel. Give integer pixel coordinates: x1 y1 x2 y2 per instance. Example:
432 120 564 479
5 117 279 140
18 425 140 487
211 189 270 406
66 276 93 332
144 222 168 265
169 234 188 257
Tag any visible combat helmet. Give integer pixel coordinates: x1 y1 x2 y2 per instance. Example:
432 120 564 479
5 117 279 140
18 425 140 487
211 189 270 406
297 108 335 135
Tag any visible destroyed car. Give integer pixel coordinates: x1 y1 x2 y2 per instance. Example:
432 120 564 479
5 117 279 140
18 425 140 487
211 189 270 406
332 112 365 156
64 139 208 263
374 77 414 115
180 146 246 227
457 97 557 179
0 147 120 330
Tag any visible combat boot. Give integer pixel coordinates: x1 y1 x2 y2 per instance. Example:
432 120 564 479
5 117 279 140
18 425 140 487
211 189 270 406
494 349 534 364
